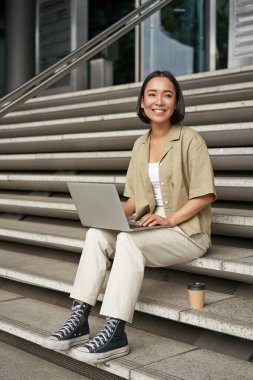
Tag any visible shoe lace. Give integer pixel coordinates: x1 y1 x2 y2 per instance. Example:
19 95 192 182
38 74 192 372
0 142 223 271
53 303 84 339
85 318 118 351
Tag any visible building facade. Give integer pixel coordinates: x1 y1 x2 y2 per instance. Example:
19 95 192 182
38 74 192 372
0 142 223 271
0 0 252 96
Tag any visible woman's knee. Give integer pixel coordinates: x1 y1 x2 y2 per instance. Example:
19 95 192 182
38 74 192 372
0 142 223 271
116 232 133 247
115 232 146 266
85 227 114 245
85 228 116 259
85 227 104 239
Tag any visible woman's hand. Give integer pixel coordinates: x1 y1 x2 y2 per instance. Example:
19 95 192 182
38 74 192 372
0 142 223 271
139 194 214 228
139 213 176 228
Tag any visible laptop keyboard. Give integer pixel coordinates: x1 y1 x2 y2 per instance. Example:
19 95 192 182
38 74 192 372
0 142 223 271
128 221 143 229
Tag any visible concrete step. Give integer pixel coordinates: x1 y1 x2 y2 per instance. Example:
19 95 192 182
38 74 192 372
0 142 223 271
184 81 253 106
0 193 77 219
0 340 90 380
212 204 253 239
0 216 85 252
0 194 251 237
1 97 138 123
17 65 253 110
0 129 146 153
1 98 253 125
0 245 253 341
185 100 253 125
22 80 253 111
0 173 252 201
0 147 252 171
194 122 253 147
0 217 251 282
1 289 252 379
210 147 253 171
0 151 132 171
0 113 142 138
0 107 252 141
0 123 252 153
0 173 126 193
214 175 253 201
20 82 140 110
178 64 253 90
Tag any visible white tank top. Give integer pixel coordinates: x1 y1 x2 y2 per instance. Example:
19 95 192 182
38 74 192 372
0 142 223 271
148 162 164 207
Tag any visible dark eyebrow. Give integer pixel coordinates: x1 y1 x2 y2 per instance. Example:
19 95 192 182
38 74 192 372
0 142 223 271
146 89 174 94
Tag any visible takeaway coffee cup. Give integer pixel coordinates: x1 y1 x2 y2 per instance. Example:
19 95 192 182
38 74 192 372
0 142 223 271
187 282 206 309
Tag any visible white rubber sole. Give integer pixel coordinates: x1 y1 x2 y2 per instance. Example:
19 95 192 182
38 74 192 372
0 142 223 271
42 333 90 351
70 345 130 364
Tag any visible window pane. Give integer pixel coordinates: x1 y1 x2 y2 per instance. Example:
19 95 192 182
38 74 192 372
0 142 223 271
89 0 135 85
216 0 229 69
142 0 206 77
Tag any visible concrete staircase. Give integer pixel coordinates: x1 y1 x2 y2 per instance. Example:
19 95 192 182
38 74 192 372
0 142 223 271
0 65 252 380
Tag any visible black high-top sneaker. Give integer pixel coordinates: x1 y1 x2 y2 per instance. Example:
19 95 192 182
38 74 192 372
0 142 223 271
43 300 91 350
70 317 129 363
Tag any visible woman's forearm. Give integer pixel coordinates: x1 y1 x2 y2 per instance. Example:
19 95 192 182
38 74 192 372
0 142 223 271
140 193 214 227
123 197 136 217
167 193 215 227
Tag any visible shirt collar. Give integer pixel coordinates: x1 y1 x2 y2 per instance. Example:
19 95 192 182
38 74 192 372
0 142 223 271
140 124 182 162
141 123 182 145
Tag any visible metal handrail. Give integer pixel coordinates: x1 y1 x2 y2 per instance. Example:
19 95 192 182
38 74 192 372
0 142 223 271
0 0 155 108
0 0 172 118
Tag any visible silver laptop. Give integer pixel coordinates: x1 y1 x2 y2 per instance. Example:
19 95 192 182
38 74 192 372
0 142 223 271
67 182 164 232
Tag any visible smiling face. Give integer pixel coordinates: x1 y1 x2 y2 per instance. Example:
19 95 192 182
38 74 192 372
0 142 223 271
141 76 176 127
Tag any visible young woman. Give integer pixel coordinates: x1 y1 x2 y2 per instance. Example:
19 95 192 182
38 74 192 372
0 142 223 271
43 70 216 364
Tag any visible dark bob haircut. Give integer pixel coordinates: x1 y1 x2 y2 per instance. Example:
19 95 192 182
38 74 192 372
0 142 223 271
136 70 185 125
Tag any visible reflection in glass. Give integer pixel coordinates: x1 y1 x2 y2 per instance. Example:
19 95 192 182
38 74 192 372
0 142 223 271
89 0 135 85
142 0 206 78
216 0 229 69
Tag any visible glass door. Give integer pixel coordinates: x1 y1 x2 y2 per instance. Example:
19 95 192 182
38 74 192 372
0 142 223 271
88 0 135 86
141 0 206 78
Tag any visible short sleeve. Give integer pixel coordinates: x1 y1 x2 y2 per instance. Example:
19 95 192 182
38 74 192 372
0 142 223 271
188 139 216 200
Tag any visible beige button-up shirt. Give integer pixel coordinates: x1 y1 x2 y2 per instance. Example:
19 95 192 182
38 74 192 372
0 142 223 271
124 124 216 237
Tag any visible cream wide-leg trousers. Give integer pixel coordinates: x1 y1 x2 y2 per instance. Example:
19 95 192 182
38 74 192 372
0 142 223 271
70 223 210 323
